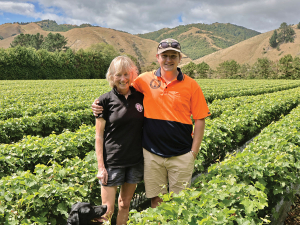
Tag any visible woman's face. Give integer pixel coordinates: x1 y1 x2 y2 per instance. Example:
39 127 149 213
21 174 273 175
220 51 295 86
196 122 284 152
113 70 131 94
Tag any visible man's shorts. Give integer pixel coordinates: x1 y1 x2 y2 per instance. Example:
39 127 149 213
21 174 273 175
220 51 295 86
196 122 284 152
99 162 144 187
143 149 195 198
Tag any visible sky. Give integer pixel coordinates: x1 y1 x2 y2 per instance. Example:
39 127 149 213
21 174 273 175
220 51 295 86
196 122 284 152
1 0 300 34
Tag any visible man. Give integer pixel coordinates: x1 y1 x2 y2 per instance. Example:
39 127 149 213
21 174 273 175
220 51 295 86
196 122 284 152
92 38 210 208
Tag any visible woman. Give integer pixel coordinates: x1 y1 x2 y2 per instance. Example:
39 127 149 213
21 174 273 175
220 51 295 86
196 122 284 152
95 56 144 224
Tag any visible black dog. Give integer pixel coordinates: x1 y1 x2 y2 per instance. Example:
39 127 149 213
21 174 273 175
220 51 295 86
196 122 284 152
66 202 107 225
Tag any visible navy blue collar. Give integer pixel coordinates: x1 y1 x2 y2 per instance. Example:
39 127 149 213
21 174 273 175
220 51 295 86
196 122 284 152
155 67 184 81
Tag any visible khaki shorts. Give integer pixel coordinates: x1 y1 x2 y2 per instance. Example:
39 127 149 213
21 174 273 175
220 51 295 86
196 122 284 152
143 148 195 198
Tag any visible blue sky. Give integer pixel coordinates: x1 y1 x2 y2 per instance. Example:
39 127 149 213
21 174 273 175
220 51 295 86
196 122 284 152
1 0 300 34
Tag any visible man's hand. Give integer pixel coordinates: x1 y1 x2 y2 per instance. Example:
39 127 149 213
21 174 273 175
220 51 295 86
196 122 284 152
97 167 108 185
92 99 103 116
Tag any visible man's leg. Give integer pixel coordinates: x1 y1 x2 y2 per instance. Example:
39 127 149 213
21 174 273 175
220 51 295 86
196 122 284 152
151 196 163 208
143 149 168 208
167 151 195 194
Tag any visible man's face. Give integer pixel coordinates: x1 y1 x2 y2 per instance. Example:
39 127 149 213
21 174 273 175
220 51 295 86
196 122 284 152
156 50 182 73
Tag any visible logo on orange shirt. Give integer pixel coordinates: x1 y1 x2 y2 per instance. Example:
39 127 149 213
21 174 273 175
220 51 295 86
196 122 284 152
150 79 161 89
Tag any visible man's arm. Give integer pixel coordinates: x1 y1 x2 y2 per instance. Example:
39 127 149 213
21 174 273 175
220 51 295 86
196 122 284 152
92 99 103 116
191 119 205 159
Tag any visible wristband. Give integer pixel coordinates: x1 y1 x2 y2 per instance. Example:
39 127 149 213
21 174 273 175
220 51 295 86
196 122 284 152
191 150 196 157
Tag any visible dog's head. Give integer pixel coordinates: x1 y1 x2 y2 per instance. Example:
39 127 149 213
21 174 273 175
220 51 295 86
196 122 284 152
66 202 107 225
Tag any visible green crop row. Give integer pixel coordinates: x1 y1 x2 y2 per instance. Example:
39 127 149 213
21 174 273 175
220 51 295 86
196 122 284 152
199 87 300 168
0 100 92 121
0 125 95 178
0 152 99 224
203 82 300 103
127 101 300 225
0 150 146 224
0 109 94 144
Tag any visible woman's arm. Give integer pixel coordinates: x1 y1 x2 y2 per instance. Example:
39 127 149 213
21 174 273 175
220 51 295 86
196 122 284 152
95 117 107 185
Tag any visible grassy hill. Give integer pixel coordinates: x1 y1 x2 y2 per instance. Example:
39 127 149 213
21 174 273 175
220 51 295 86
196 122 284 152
137 23 260 60
0 22 193 66
188 25 300 69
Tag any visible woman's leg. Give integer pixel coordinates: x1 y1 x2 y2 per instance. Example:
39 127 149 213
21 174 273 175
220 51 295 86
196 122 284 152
101 185 118 222
116 182 137 225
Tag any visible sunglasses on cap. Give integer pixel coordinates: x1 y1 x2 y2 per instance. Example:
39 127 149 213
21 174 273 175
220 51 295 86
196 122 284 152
158 41 181 50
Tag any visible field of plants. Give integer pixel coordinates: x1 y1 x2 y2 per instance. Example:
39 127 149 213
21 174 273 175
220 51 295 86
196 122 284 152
1 79 300 224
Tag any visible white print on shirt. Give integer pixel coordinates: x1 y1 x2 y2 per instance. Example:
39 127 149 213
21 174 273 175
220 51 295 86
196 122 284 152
135 103 143 112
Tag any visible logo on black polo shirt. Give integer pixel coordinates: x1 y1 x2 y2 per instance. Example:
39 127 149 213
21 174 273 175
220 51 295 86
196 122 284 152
150 79 161 89
135 103 143 112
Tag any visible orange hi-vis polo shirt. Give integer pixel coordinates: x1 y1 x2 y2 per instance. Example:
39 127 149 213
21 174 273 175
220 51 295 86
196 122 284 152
133 67 210 157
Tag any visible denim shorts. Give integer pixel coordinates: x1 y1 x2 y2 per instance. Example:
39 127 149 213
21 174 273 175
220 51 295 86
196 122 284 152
99 162 144 187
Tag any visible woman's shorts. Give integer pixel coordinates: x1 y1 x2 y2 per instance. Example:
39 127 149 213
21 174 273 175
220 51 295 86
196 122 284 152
99 162 144 187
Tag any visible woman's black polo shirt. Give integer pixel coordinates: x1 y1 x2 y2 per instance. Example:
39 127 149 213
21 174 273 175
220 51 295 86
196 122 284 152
96 86 144 168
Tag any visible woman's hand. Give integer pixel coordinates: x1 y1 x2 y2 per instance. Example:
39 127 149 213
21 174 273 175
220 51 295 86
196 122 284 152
97 167 108 185
92 99 104 116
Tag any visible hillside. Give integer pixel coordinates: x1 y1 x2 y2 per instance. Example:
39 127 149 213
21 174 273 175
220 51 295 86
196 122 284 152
0 22 191 66
137 23 260 60
190 25 300 69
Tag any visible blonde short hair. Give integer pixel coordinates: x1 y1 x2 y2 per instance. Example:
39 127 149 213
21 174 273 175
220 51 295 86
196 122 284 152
106 56 138 88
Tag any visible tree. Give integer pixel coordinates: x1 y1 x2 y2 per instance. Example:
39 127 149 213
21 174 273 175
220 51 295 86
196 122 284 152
216 60 240 78
41 33 68 52
278 54 294 79
277 22 296 43
269 30 278 48
181 62 196 78
254 58 274 79
195 62 210 78
292 56 300 79
0 35 3 40
297 22 300 29
10 33 44 50
10 33 33 48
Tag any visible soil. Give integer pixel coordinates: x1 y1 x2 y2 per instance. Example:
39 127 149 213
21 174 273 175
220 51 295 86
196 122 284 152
284 194 300 225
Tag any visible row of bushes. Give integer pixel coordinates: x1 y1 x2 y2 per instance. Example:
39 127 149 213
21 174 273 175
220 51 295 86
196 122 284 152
0 46 116 80
128 98 300 224
181 54 300 79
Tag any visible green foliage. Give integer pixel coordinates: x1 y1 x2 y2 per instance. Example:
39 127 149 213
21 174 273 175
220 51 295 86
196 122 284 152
181 62 196 78
297 22 300 29
41 32 68 52
141 62 159 73
0 35 3 40
269 30 278 48
35 20 93 32
129 91 300 224
10 32 67 52
216 60 240 78
278 54 294 79
277 22 296 43
0 109 94 143
0 46 115 80
196 62 210 78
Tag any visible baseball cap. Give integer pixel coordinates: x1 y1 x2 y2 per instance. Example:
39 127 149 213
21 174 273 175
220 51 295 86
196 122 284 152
157 38 181 54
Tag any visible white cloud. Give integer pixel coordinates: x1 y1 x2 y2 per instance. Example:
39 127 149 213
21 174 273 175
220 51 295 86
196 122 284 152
0 1 36 16
1 0 300 34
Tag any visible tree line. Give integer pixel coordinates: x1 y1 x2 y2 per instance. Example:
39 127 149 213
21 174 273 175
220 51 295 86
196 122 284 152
10 33 68 52
0 44 120 80
181 54 300 80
